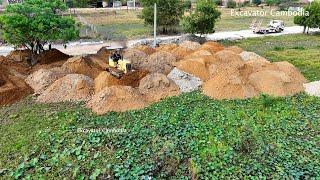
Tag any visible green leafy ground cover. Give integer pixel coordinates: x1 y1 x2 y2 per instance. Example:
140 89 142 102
1 35 320 179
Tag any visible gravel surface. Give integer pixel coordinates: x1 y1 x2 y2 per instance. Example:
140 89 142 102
304 81 320 97
167 68 203 93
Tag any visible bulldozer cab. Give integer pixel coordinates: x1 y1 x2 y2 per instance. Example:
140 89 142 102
106 47 132 78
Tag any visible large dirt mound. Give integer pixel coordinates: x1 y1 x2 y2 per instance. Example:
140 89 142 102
37 74 94 103
175 60 210 81
124 49 147 69
94 71 120 93
0 56 31 77
139 73 180 102
214 50 245 75
240 51 268 62
87 86 148 115
62 56 103 78
179 41 201 51
248 70 305 96
25 68 70 95
185 50 212 59
0 64 33 105
141 51 176 75
96 47 110 59
37 49 70 65
203 71 258 100
135 45 156 55
85 54 109 70
274 61 306 83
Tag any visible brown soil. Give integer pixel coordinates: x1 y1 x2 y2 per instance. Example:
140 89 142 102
214 50 245 75
119 70 149 87
135 45 156 55
274 61 307 83
0 64 33 106
25 67 70 95
225 46 244 54
87 85 148 115
85 54 109 70
141 51 177 75
175 60 210 81
185 50 212 59
94 71 120 93
200 41 224 53
96 47 110 59
138 73 180 102
179 41 201 51
171 46 193 60
37 74 94 103
62 56 104 79
37 49 70 65
156 43 178 52
124 49 147 69
6 49 32 62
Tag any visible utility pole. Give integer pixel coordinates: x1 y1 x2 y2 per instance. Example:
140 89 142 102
133 0 136 10
153 3 157 48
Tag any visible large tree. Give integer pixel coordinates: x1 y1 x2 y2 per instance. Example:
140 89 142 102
0 0 78 61
181 0 221 36
140 0 185 34
294 1 320 34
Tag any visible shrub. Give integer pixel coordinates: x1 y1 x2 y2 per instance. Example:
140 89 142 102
227 0 236 8
184 0 192 10
181 0 221 36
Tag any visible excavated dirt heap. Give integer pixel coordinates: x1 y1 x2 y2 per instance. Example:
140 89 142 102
139 73 180 102
156 43 178 52
200 41 225 54
124 49 147 69
37 74 94 103
25 67 70 95
62 56 104 79
37 49 70 64
0 63 33 105
175 60 210 81
170 46 194 60
87 86 148 115
141 51 177 75
118 70 149 87
94 71 120 93
202 49 306 99
96 47 110 59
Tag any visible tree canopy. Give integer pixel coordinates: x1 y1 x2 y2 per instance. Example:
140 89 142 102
0 0 79 54
139 0 185 34
181 0 221 36
294 1 320 33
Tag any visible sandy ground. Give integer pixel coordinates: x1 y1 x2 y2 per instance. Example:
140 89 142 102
0 26 318 57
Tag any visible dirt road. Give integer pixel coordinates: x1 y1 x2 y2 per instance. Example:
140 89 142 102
0 26 316 56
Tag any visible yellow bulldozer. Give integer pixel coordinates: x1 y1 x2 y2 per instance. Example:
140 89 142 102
106 47 132 79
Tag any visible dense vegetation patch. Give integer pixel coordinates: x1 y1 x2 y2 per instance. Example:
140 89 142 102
1 92 319 179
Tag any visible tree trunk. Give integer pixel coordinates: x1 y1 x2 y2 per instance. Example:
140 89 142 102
303 26 306 34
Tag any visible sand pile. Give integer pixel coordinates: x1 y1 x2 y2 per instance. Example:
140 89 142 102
225 46 244 54
304 81 320 97
124 49 147 69
37 74 94 103
25 67 70 95
118 70 149 87
179 41 201 51
200 41 224 54
139 73 180 102
168 68 203 93
37 49 70 64
87 86 148 114
62 56 104 79
175 60 210 81
135 45 156 55
0 64 33 105
156 43 178 52
141 51 176 75
6 49 32 62
94 71 120 93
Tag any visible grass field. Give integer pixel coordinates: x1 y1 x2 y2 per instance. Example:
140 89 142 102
0 34 319 178
76 7 295 40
